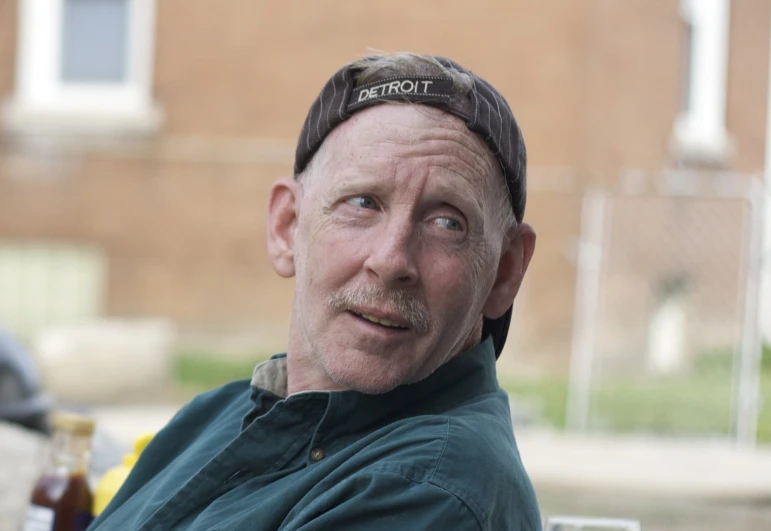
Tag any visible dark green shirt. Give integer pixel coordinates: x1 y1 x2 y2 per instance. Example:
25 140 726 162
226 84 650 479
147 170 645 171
90 338 542 530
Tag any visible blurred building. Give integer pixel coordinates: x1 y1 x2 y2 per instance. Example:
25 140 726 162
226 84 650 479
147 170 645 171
0 0 769 370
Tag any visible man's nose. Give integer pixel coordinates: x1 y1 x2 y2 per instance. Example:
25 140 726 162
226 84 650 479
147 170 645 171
363 218 419 288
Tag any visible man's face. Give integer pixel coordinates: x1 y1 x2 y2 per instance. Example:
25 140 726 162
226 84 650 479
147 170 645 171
278 104 520 394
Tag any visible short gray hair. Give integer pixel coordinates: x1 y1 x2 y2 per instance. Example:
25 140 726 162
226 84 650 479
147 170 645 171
351 52 475 95
301 51 517 233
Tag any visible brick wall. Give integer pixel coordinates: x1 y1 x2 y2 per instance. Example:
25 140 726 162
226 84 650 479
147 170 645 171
0 0 768 360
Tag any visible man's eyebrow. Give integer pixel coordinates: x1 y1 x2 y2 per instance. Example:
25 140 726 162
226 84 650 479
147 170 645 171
328 174 392 195
430 181 485 220
325 159 488 216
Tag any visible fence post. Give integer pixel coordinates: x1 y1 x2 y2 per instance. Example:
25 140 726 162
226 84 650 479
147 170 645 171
566 188 607 432
736 14 771 446
760 9 771 353
736 177 765 447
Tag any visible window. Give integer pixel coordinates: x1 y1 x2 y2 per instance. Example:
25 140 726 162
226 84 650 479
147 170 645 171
2 0 161 136
0 243 107 338
674 0 732 164
61 0 130 83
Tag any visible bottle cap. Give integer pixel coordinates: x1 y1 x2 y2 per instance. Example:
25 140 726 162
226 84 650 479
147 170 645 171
53 411 95 436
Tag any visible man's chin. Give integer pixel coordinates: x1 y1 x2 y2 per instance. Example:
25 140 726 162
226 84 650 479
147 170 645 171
322 356 412 395
340 379 402 395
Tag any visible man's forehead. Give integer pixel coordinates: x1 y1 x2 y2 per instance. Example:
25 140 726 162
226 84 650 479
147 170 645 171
319 104 499 174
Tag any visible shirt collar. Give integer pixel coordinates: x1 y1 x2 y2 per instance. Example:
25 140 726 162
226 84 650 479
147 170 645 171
250 338 500 431
250 353 289 397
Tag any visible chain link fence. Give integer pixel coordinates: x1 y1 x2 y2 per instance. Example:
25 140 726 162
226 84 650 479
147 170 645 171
503 169 766 445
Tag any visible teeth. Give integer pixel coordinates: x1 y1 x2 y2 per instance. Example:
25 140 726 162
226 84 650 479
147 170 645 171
357 313 407 329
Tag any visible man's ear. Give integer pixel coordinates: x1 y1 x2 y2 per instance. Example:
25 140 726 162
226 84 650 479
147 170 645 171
482 222 536 319
266 177 302 278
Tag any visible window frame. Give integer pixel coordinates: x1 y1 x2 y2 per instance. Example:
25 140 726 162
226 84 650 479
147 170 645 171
673 0 732 164
2 0 161 136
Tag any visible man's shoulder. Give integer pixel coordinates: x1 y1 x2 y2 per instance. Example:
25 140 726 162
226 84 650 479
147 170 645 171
129 378 252 466
90 379 255 528
438 392 540 529
363 389 540 529
375 387 519 471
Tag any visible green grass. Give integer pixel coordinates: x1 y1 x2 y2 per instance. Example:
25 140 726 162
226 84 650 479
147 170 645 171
588 375 734 434
500 347 771 444
499 374 569 429
172 350 271 392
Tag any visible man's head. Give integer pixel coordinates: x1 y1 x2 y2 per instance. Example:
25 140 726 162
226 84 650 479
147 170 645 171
267 53 536 394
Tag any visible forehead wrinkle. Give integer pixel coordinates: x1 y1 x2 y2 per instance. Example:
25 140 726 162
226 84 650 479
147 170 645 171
337 103 495 161
352 120 496 174
352 110 498 195
308 104 501 212
343 133 495 192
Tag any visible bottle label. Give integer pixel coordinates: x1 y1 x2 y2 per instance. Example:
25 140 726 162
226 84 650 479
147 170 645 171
74 511 95 530
23 505 55 531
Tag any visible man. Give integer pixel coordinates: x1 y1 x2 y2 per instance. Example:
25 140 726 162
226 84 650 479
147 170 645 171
90 52 540 530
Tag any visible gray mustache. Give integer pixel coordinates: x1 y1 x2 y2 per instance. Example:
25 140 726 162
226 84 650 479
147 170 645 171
327 285 431 335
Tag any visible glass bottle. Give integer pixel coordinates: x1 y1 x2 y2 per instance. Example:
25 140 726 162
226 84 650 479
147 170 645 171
23 411 95 531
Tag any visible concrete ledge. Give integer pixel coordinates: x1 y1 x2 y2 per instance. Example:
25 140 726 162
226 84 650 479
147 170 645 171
517 429 771 498
33 319 176 404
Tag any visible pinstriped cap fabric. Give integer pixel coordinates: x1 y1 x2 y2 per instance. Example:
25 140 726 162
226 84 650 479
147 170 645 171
295 55 527 223
293 55 527 358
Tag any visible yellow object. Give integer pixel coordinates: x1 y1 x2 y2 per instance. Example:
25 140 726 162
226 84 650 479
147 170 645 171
93 432 154 516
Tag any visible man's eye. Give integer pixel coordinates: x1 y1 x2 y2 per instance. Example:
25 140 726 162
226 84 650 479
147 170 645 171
434 217 464 231
346 196 378 209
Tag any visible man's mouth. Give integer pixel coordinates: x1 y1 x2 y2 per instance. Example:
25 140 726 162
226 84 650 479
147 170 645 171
350 311 409 330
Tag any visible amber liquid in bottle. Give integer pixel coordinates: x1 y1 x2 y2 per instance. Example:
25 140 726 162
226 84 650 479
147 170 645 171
24 413 95 531
28 471 94 531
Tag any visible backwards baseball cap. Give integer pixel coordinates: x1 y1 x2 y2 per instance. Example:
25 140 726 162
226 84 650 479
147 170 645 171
294 54 527 358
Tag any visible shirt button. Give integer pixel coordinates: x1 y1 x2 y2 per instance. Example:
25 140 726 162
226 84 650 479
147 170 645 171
310 448 325 462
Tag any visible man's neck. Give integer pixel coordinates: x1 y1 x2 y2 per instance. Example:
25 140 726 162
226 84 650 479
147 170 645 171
284 332 349 395
286 356 349 395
